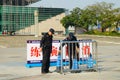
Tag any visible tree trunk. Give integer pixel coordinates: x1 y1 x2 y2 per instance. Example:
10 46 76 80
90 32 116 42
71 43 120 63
74 27 77 34
101 28 105 32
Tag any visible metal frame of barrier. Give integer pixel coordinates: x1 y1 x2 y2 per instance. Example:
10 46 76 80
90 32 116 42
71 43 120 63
59 39 98 74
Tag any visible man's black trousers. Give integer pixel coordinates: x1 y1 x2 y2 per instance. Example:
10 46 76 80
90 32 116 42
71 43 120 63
42 48 51 73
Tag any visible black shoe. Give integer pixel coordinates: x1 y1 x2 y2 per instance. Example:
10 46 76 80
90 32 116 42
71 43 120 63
41 72 47 74
47 71 52 73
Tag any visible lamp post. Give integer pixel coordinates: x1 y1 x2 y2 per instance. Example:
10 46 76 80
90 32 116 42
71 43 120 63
65 9 69 35
34 10 39 37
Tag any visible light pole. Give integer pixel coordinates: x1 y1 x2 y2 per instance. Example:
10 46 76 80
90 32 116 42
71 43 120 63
34 10 39 37
65 9 69 35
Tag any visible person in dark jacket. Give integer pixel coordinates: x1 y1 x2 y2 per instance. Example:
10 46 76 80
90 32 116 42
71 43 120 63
60 32 79 69
40 28 55 74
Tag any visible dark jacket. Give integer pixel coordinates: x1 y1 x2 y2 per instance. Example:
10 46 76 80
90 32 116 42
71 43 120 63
40 33 53 52
60 35 79 52
64 36 79 49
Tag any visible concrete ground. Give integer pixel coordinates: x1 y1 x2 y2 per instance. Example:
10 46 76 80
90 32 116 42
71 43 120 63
0 35 120 80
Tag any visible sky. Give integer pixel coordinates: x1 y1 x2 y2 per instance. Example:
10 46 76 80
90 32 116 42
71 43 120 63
29 0 120 11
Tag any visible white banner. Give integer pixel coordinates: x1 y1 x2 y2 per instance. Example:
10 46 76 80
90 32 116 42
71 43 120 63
27 40 61 64
79 41 92 58
27 40 93 64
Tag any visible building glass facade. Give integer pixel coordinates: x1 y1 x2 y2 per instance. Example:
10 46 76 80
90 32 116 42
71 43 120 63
0 5 65 34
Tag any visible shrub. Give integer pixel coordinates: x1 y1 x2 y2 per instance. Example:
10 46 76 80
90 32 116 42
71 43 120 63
85 30 120 37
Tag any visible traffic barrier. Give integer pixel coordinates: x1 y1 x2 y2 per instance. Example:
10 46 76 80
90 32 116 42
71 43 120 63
56 53 62 72
87 53 94 68
59 39 98 74
72 59 79 70
26 39 97 73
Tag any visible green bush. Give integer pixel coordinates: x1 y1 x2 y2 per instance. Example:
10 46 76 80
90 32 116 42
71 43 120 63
85 30 120 37
85 30 95 34
111 31 117 33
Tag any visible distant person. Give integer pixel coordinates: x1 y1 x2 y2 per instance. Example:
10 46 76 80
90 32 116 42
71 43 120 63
40 28 55 74
60 32 79 69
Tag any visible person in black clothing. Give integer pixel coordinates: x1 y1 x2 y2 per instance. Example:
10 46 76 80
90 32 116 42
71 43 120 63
40 28 55 74
60 32 79 69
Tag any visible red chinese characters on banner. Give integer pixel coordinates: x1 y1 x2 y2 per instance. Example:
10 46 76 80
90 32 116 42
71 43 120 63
31 47 41 57
51 46 58 56
66 46 69 56
82 45 90 55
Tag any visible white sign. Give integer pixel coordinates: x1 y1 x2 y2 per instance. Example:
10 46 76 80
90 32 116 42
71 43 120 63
27 40 93 64
27 40 61 64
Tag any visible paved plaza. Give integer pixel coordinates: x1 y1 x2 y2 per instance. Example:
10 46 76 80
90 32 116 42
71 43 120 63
0 35 120 80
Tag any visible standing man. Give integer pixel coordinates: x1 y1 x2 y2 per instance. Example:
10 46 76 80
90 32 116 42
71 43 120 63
60 32 79 69
40 28 55 74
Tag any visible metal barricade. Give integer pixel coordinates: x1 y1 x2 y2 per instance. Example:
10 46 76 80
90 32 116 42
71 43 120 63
59 39 97 74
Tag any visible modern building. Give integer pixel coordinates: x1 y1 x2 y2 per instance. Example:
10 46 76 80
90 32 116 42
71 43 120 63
0 0 40 6
0 0 66 35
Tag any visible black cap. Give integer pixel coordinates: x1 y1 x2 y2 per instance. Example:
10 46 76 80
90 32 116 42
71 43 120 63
49 28 55 34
